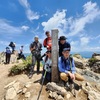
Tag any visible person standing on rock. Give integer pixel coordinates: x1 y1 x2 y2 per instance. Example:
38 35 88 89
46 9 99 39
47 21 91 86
9 42 16 54
59 36 71 57
5 47 11 64
29 36 42 78
58 48 84 88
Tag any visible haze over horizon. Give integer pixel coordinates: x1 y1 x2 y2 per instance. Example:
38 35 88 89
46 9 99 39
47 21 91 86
0 0 100 53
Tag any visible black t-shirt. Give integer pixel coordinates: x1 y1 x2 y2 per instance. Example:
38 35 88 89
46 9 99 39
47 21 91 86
30 41 42 53
59 41 71 57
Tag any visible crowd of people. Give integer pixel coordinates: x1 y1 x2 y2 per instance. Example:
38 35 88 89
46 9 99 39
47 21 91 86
4 31 84 88
29 31 84 88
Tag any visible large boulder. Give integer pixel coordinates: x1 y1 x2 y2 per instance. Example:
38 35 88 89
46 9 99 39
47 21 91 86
89 53 100 73
73 54 87 69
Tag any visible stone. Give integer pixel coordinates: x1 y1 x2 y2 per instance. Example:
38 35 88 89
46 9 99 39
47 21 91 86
66 93 71 99
22 88 27 94
13 82 20 92
5 87 17 100
25 82 32 88
73 57 84 69
25 92 31 98
46 82 67 96
57 95 64 100
17 89 23 94
49 91 53 98
4 80 17 89
52 92 58 99
88 91 100 100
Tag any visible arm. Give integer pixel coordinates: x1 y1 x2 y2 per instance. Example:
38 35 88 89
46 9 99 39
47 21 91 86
29 43 35 52
43 39 47 47
71 58 76 74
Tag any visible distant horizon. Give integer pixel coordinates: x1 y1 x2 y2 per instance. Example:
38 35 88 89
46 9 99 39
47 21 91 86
0 0 100 53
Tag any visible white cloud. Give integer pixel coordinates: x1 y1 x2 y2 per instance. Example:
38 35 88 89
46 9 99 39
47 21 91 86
80 37 90 46
19 0 39 21
67 1 100 37
42 9 67 36
0 19 22 34
0 40 9 46
42 1 100 38
21 25 29 31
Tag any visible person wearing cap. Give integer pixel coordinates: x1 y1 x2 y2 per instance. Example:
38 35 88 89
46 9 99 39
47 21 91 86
29 36 42 78
59 36 71 57
58 48 84 86
5 47 11 64
41 50 52 82
43 31 52 50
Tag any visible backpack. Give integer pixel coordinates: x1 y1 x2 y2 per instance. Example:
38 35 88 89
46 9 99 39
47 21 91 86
61 55 73 71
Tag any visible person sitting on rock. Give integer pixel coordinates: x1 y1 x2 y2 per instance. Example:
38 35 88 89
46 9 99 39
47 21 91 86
58 48 84 88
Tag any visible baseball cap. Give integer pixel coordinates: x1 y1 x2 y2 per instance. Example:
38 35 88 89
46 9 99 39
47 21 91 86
63 48 70 51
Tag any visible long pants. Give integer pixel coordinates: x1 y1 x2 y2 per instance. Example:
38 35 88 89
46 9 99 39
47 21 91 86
60 72 84 82
6 53 11 64
30 53 41 74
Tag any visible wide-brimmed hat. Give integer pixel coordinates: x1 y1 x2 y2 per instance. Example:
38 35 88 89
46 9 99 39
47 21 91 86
59 36 67 40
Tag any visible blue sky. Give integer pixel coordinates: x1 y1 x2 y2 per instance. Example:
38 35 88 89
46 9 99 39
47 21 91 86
0 0 100 53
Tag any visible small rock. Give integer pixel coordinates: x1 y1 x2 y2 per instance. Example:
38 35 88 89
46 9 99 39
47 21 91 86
17 89 23 94
13 82 20 92
49 91 53 98
66 93 71 99
25 82 32 88
57 95 64 100
5 87 17 100
52 92 58 99
4 80 17 89
25 92 31 98
22 88 27 94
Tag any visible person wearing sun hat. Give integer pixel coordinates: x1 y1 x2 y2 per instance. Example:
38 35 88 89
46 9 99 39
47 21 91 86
58 36 71 57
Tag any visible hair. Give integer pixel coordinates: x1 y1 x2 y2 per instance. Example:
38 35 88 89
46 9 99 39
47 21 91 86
45 31 50 35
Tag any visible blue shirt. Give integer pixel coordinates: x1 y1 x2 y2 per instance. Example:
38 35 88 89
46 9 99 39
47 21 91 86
58 57 76 74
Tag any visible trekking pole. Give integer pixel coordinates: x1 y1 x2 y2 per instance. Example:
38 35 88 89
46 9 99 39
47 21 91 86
37 70 47 100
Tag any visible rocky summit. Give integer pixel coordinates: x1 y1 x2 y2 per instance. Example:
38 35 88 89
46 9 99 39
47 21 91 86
0 53 100 100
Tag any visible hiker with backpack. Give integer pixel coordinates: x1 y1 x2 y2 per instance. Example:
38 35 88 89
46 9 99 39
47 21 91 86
43 31 52 50
29 36 42 78
59 36 71 57
9 42 16 54
58 48 84 88
5 47 11 64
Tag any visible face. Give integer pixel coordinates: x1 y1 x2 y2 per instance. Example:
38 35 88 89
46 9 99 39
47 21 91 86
60 40 66 44
62 50 70 59
46 33 50 37
35 37 38 42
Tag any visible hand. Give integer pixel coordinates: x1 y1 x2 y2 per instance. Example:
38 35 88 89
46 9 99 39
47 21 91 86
72 74 75 80
68 72 75 80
